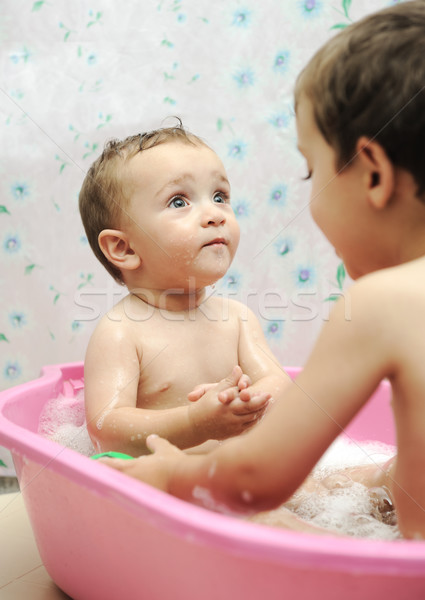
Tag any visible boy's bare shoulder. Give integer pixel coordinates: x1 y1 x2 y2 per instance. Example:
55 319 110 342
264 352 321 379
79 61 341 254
301 259 425 401
331 257 425 341
351 257 425 305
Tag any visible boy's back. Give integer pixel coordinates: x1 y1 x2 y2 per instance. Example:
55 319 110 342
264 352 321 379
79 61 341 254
369 257 425 537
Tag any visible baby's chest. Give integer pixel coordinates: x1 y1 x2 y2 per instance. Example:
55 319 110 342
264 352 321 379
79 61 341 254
135 317 240 408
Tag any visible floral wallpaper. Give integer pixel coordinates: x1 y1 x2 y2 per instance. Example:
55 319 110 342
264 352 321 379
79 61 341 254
0 0 404 474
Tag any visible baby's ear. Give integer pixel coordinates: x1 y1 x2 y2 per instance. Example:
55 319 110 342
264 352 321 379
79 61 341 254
355 137 395 210
98 229 141 271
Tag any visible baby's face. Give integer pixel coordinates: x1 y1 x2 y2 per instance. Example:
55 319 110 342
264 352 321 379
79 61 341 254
121 140 240 290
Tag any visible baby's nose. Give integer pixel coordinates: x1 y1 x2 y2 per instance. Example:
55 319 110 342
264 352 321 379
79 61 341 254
201 204 226 226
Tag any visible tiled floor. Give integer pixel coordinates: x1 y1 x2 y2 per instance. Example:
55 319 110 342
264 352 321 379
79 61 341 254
0 492 71 599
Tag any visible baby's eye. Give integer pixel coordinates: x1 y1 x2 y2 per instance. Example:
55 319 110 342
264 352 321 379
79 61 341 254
302 170 312 181
213 192 229 204
169 196 189 208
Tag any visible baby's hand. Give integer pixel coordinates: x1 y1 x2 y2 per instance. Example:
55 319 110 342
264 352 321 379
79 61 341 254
187 368 251 403
221 384 269 404
188 366 271 441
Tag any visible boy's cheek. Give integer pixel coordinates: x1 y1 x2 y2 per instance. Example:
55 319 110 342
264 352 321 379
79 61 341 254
309 196 323 227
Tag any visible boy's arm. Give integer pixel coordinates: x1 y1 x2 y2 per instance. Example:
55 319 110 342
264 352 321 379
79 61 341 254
85 318 269 456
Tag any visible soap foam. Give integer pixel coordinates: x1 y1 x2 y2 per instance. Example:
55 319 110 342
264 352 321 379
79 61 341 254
251 437 400 540
38 391 95 457
314 437 395 476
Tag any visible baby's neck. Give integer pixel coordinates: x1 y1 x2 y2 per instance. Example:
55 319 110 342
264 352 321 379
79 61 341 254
129 286 207 312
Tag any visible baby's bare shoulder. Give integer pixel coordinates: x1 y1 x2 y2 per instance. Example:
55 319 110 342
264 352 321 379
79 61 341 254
88 297 140 347
203 295 250 319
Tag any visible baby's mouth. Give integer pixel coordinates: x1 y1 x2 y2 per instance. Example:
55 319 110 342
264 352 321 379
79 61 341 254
204 238 227 247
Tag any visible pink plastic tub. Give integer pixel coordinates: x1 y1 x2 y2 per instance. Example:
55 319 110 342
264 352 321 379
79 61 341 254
1 362 425 600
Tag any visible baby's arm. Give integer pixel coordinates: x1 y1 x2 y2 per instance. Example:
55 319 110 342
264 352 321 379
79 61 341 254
84 317 197 455
84 317 269 456
227 304 292 404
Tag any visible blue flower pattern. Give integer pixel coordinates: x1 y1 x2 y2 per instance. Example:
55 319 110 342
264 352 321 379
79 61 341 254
1 0 387 397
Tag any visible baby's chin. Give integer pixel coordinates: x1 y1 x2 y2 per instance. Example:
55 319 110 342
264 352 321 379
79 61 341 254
199 272 229 288
191 261 236 287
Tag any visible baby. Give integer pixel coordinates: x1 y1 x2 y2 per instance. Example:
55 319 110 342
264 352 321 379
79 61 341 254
79 125 287 457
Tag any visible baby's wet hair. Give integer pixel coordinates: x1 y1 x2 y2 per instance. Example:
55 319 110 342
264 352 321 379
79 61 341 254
98 117 200 164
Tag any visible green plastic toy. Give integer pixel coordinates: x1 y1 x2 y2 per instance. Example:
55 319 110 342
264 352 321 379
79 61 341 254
91 451 135 460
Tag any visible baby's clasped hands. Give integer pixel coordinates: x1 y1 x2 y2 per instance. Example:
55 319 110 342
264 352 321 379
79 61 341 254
187 366 272 441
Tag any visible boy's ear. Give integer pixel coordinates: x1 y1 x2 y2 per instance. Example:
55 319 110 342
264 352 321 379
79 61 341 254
98 229 141 271
355 136 395 210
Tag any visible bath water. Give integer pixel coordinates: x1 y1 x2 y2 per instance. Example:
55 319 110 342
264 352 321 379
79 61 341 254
39 392 399 539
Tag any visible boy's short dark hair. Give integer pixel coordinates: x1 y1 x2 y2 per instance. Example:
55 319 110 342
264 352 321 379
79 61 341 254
79 122 205 284
295 0 425 198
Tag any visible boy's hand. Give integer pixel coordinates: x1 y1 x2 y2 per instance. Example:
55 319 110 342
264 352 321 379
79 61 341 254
188 366 271 440
99 434 183 492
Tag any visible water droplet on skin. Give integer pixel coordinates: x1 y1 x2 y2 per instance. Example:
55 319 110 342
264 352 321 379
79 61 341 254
208 461 217 478
191 486 237 516
241 490 253 503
